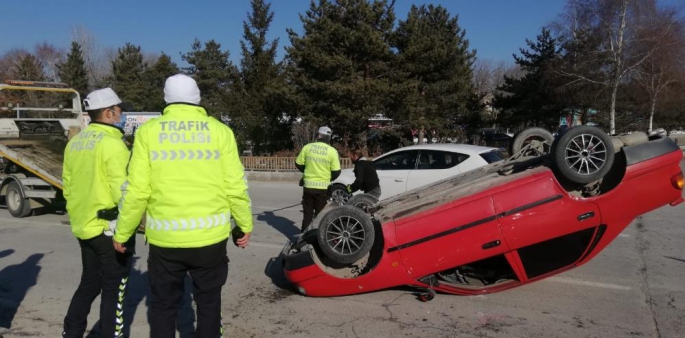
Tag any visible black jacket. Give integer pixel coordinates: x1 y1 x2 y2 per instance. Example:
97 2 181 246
349 157 380 193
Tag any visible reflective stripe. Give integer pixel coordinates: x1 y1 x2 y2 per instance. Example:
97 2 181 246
304 180 330 189
115 276 128 337
150 149 220 161
146 212 231 231
117 181 129 210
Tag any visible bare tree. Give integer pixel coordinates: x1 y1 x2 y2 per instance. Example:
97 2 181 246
633 7 684 131
291 120 319 150
472 58 521 124
553 0 676 134
34 43 65 82
70 25 113 88
472 59 520 96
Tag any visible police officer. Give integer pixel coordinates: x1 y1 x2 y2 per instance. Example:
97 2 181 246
113 74 253 337
62 88 135 338
346 148 381 199
295 126 341 231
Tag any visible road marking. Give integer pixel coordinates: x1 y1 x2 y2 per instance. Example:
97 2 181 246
618 233 630 238
546 276 631 290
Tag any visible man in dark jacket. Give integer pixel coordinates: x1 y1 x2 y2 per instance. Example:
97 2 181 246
346 148 381 199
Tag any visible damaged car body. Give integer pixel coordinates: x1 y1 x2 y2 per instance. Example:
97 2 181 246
282 126 684 300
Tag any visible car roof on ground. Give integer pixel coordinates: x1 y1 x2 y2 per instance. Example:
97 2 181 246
384 143 499 155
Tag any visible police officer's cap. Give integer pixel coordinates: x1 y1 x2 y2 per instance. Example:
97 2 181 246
318 126 332 136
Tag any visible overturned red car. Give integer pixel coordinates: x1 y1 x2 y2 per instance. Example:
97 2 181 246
282 126 684 300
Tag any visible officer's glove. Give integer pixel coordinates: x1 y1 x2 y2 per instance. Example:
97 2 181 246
346 185 352 193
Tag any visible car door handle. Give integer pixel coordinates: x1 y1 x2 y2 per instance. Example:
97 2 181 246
395 178 406 182
482 240 501 250
577 211 595 221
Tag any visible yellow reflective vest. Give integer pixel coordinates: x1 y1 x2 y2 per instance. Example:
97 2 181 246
63 123 130 240
296 142 341 189
114 104 253 248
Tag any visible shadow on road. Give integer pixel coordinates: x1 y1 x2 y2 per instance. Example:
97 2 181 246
0 253 44 329
257 210 300 242
0 250 13 260
265 255 289 289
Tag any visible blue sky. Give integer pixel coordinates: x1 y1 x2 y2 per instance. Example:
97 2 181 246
3 0 683 67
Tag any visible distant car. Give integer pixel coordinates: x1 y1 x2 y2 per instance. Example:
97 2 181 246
329 144 505 204
283 126 684 300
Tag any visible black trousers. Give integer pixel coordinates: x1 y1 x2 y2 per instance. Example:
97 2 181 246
302 187 328 231
148 239 229 338
63 233 135 338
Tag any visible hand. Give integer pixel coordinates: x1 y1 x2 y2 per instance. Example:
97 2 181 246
236 231 251 248
113 240 127 253
346 185 352 193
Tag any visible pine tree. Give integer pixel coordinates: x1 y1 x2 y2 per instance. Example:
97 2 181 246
286 0 398 147
110 43 148 111
238 0 290 153
143 53 179 111
182 39 240 121
57 41 89 99
393 4 476 143
494 28 563 129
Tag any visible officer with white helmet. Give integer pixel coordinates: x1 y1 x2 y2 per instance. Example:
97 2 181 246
113 74 253 337
62 88 135 338
295 126 341 231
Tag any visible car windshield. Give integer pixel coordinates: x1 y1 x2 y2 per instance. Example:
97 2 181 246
479 150 506 164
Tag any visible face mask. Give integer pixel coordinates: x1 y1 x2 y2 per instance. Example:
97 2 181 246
112 110 126 130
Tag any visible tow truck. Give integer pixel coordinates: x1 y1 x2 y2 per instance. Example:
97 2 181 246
0 80 162 218
0 80 86 217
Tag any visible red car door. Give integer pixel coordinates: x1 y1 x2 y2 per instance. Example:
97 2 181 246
492 176 601 279
392 196 509 279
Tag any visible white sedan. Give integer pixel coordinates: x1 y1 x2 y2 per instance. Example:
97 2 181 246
329 143 505 204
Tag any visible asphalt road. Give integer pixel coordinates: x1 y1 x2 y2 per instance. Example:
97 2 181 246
1 178 684 338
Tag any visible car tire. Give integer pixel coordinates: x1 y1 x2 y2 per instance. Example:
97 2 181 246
552 126 615 184
346 194 379 213
6 181 32 218
317 205 375 265
328 184 351 206
510 127 554 156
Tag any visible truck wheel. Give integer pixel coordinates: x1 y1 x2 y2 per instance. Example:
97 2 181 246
317 205 375 265
6 182 32 218
553 126 615 184
346 194 378 213
510 127 554 157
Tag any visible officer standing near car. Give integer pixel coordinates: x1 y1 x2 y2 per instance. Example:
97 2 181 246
62 88 136 338
113 74 253 337
346 148 381 199
295 126 341 231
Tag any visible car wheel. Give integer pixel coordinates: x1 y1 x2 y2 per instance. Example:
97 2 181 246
553 126 615 184
329 184 351 206
346 194 378 213
6 182 32 218
317 205 375 265
510 127 554 157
